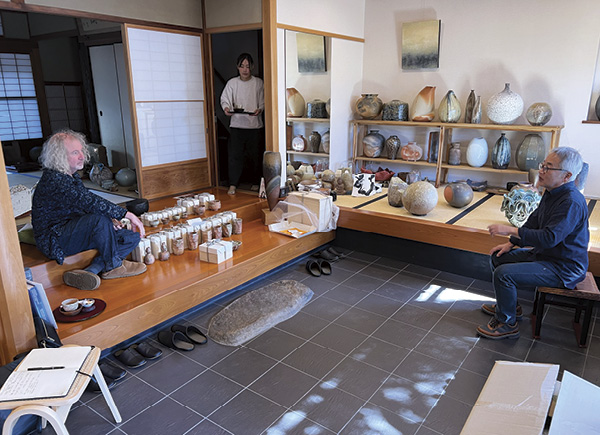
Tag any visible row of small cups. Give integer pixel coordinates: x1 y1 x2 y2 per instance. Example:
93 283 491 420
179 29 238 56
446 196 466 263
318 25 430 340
140 193 219 227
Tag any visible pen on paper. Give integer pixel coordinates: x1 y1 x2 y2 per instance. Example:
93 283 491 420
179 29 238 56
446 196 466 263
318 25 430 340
27 366 65 371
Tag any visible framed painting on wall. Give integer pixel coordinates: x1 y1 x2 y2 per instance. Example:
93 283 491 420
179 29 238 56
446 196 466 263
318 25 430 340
402 20 441 70
296 32 326 73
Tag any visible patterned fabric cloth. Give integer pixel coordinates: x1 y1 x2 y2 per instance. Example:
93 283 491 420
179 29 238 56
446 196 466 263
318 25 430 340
31 169 127 264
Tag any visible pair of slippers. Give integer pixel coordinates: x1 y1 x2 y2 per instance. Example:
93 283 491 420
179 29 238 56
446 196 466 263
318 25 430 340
306 259 332 277
314 246 346 262
87 361 128 393
158 324 208 351
114 341 162 369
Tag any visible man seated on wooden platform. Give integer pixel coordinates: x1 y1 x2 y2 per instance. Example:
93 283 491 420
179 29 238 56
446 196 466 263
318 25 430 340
477 147 589 340
31 129 147 291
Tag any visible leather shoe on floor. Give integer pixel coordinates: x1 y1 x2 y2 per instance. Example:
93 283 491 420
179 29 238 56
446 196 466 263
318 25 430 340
481 303 523 320
63 269 101 290
101 260 147 280
171 324 208 345
132 341 162 359
114 346 147 368
99 361 126 381
158 330 194 351
86 376 117 393
477 317 520 340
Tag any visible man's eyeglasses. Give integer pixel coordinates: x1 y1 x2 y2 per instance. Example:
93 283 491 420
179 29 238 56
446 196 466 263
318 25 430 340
538 163 567 173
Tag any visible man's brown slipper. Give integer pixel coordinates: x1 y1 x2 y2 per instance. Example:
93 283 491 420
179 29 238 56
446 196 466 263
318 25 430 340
63 269 101 290
101 260 147 280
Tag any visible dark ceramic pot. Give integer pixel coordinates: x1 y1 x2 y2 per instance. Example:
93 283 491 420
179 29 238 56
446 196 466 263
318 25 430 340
125 198 149 216
444 182 474 208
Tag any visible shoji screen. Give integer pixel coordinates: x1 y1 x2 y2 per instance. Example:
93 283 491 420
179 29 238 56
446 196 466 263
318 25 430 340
124 25 210 199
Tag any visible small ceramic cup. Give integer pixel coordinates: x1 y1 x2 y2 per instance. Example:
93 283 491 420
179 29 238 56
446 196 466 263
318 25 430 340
81 298 95 308
61 298 80 312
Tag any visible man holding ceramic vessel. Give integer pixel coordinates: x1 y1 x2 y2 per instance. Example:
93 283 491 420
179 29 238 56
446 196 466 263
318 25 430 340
478 147 589 339
31 129 147 290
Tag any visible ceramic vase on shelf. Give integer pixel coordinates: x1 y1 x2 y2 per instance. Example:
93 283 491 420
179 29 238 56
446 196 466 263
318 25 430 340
385 135 401 160
411 86 436 121
486 83 524 124
263 151 281 211
382 100 409 121
362 130 385 158
321 129 330 153
326 98 331 117
307 99 327 118
308 131 321 153
471 96 482 124
400 142 423 161
516 134 546 171
464 90 476 123
448 142 461 165
444 182 474 208
286 88 305 117
595 95 600 121
466 137 488 167
291 134 307 152
438 90 461 123
491 133 511 169
355 94 383 119
526 103 552 126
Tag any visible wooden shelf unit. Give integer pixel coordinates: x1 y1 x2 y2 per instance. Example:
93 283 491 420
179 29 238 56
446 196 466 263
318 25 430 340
287 117 330 163
351 120 563 187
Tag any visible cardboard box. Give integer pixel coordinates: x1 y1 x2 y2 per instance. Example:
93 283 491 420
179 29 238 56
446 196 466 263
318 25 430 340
268 221 316 238
199 240 233 263
286 191 333 232
461 361 558 435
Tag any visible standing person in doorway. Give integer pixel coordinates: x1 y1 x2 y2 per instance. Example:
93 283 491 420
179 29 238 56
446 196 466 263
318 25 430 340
220 53 265 195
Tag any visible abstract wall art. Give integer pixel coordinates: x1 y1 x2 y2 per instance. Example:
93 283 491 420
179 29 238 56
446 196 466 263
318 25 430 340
296 32 326 73
402 20 441 70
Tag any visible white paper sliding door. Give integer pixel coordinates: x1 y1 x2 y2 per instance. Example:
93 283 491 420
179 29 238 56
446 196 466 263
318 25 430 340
124 25 209 199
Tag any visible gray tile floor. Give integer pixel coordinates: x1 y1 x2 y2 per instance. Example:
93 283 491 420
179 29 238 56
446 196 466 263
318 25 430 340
44 249 600 435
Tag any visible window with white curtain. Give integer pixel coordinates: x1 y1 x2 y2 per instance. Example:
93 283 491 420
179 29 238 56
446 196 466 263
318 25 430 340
0 53 42 141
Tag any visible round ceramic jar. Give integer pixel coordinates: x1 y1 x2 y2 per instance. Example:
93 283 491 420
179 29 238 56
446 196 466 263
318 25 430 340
306 99 327 118
382 100 409 121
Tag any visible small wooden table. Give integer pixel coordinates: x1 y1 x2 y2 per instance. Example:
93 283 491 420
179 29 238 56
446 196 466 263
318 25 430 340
0 347 121 435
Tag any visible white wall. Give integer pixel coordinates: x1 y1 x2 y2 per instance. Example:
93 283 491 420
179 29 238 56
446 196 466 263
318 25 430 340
363 0 600 197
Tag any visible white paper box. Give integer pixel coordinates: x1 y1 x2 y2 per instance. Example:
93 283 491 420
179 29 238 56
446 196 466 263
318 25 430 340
133 238 151 262
287 191 333 232
148 235 161 257
268 222 316 238
199 240 233 263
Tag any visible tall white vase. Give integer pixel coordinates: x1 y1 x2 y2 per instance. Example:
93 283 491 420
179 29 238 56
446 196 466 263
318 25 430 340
466 137 488 167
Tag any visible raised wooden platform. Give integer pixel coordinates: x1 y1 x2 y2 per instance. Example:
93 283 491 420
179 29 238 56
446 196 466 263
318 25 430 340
24 188 334 350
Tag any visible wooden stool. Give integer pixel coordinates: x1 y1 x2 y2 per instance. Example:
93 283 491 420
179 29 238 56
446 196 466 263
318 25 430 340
532 272 600 347
0 347 121 435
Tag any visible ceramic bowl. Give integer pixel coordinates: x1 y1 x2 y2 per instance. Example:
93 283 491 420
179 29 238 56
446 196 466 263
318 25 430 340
81 298 95 308
125 198 149 216
61 298 80 312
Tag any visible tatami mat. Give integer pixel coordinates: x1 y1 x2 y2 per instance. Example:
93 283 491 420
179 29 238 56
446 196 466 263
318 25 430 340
334 189 388 209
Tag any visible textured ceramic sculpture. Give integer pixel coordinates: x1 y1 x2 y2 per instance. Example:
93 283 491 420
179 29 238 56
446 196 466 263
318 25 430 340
158 242 170 261
382 100 409 121
411 86 436 122
526 102 552 126
89 163 113 186
466 137 488 167
400 142 423 161
444 182 474 208
402 181 438 216
263 151 282 211
144 247 155 265
388 177 408 207
471 96 482 124
438 90 461 123
307 99 327 118
501 183 541 227
464 90 476 123
487 83 523 124
321 129 330 153
492 133 511 169
385 135 401 160
448 142 461 165
115 167 136 187
362 130 385 158
516 134 546 171
356 94 383 119
308 131 321 153
286 88 305 117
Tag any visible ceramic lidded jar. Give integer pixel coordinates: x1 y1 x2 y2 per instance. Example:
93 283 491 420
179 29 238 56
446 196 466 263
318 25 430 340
362 130 385 158
411 86 436 122
385 135 401 160
308 131 321 153
466 137 488 167
438 90 461 123
492 133 511 169
526 102 552 126
444 181 474 208
382 100 409 121
321 129 330 154
355 94 383 119
516 134 546 171
486 83 524 124
286 88 305 117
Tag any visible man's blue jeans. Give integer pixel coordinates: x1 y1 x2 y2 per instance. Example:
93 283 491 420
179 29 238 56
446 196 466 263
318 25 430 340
491 248 562 324
58 214 140 274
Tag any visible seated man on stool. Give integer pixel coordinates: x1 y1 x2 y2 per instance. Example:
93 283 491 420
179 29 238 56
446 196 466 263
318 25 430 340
478 146 589 339
32 129 147 290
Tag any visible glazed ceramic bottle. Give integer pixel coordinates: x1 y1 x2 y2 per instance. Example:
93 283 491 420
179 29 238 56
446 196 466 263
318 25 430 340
464 90 476 123
321 129 330 153
438 90 461 123
308 131 321 153
516 134 546 171
492 133 511 169
448 142 461 165
385 135 401 160
487 83 524 124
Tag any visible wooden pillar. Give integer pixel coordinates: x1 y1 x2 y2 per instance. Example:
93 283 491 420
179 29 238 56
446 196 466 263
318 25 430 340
0 144 37 365
262 0 278 152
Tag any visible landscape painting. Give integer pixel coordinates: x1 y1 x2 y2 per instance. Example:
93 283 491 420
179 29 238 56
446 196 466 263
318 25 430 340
297 32 326 73
402 20 441 70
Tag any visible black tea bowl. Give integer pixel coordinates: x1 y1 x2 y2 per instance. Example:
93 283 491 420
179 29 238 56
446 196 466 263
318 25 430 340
125 198 149 216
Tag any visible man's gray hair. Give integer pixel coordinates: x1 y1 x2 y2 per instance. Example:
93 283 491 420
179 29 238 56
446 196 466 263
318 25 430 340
39 129 89 175
549 147 583 182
